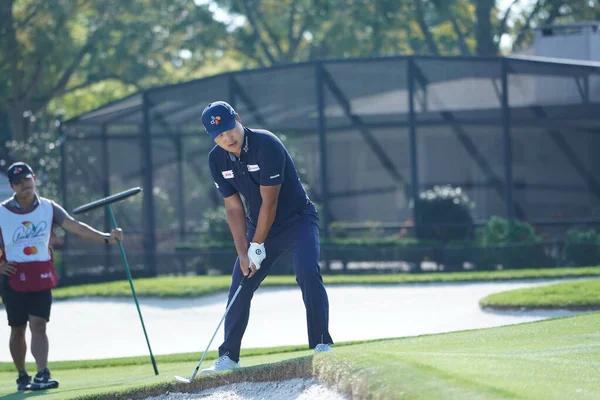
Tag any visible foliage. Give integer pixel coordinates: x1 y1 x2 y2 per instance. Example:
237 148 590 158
0 0 228 140
213 0 600 66
213 0 479 66
562 228 600 267
2 0 598 144
330 221 385 239
4 130 61 200
200 205 233 243
477 215 542 245
473 216 549 270
414 185 475 242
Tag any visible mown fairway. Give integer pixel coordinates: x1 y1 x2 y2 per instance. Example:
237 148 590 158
0 312 597 399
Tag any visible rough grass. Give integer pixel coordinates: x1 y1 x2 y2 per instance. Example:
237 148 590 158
479 278 600 310
1 312 598 400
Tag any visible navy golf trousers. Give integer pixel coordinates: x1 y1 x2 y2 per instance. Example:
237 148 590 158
218 212 333 362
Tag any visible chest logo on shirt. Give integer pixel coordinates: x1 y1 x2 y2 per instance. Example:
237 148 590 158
12 221 48 243
222 170 234 179
247 164 260 172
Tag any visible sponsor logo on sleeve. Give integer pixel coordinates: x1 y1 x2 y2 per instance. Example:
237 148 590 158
222 170 234 179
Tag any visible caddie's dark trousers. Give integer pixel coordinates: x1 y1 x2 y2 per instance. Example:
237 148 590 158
218 212 333 362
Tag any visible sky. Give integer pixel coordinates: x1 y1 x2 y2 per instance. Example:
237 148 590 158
498 0 539 48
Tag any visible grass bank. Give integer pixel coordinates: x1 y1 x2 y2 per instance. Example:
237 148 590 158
480 278 600 310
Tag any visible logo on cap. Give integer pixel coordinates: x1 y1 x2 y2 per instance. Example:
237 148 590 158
13 167 22 174
211 116 221 125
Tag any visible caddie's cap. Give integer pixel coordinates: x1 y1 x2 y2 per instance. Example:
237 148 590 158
7 162 34 185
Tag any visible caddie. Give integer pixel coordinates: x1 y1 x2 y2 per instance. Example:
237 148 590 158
0 162 124 391
199 101 334 374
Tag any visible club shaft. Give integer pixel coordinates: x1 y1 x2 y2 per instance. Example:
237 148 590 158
188 277 246 381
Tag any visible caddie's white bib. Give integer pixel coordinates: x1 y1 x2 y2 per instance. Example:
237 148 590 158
0 197 53 263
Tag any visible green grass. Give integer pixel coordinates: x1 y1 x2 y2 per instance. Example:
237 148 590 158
314 312 600 400
0 312 598 399
480 278 600 310
8 266 600 303
0 344 314 373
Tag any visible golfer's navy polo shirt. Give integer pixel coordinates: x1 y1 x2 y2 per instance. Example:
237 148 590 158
208 127 313 233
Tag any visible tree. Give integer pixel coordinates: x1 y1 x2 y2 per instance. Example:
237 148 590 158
213 0 477 66
212 0 534 64
216 0 599 65
0 0 228 141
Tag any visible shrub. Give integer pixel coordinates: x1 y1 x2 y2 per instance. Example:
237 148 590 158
414 185 475 243
477 216 541 245
201 206 233 243
562 228 600 267
475 216 549 270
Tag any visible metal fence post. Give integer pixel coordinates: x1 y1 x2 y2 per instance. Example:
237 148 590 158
316 63 330 239
501 58 514 220
408 57 421 236
101 124 112 271
58 119 68 278
142 92 157 276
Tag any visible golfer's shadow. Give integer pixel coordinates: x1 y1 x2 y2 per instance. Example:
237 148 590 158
0 390 53 399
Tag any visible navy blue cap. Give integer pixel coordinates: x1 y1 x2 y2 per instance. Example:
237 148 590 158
7 162 34 184
201 101 238 140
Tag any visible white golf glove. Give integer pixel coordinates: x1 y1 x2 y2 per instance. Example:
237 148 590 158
248 242 266 271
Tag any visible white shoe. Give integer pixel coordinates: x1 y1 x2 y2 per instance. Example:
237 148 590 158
200 355 240 374
315 343 332 353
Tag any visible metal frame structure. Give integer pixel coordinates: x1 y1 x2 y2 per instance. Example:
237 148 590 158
62 55 600 275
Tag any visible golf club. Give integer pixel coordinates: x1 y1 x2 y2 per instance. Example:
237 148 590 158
174 275 249 383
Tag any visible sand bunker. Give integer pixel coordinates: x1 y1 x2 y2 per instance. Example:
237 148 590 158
143 378 347 400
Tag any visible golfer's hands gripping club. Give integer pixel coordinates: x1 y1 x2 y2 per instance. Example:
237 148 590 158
239 255 253 278
246 242 266 278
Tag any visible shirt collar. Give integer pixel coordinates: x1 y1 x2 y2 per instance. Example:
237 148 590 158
12 194 40 210
229 127 251 161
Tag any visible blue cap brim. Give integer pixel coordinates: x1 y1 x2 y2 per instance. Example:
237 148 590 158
208 118 237 141
9 173 33 184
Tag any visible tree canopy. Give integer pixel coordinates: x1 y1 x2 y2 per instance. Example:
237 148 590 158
1 0 597 143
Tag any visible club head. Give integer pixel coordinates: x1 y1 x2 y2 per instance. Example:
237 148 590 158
174 375 192 384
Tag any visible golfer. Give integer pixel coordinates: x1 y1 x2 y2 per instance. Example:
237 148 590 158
200 101 333 373
0 162 124 391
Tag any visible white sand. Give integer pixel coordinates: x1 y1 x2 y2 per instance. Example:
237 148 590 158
143 378 348 400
